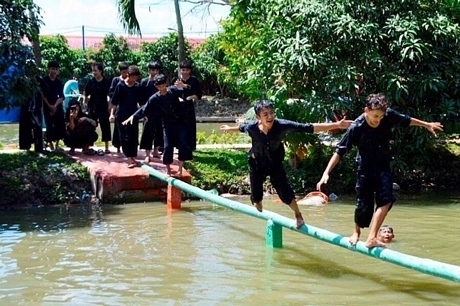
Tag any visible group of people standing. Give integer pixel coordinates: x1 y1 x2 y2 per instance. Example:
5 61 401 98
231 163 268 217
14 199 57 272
19 59 202 176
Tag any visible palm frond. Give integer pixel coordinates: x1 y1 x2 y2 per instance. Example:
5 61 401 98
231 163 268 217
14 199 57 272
116 0 142 37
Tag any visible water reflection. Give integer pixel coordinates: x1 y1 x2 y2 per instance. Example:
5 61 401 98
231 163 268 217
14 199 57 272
0 195 459 305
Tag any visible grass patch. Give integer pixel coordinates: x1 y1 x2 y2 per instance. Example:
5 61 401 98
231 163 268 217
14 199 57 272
185 149 250 194
0 151 90 206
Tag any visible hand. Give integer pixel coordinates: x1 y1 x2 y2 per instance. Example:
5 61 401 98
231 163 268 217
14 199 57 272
425 122 443 136
122 116 134 126
109 115 115 123
337 118 353 129
316 173 329 191
178 97 184 102
78 116 88 123
220 124 230 133
143 116 148 123
69 110 77 118
186 96 193 101
48 104 56 113
174 79 186 88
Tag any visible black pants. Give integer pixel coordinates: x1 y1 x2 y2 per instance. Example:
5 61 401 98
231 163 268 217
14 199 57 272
249 157 295 205
19 107 43 153
90 108 111 142
139 118 164 150
117 118 138 158
43 107 66 142
64 130 98 149
112 120 120 149
162 123 192 165
355 166 395 228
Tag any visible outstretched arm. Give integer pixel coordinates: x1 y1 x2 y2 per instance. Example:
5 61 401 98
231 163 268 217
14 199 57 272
316 153 341 191
220 125 240 133
312 118 352 133
409 118 443 136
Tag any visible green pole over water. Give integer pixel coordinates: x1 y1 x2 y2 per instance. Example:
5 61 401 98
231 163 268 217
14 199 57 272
142 164 460 283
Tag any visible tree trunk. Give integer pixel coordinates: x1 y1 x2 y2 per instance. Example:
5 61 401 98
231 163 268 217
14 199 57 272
174 0 186 64
28 9 42 67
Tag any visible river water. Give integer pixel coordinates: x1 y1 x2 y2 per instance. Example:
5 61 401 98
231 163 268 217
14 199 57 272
0 123 224 146
1 193 459 305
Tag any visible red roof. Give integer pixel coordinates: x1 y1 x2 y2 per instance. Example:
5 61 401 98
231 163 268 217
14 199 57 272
54 35 205 50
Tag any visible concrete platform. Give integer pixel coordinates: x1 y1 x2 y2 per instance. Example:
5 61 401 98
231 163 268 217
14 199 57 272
68 148 191 203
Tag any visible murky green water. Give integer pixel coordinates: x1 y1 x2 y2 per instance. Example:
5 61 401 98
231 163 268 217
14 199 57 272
1 194 460 305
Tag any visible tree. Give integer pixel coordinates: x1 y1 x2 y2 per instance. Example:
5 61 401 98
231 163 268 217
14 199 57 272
116 0 231 36
0 0 43 108
221 0 460 167
116 0 231 76
138 33 193 80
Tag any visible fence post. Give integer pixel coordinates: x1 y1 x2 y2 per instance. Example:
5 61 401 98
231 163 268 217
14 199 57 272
266 219 283 248
167 184 182 209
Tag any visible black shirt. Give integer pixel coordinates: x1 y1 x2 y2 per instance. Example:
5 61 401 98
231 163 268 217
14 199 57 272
85 77 111 112
139 77 158 105
111 81 142 119
171 75 202 101
109 76 123 99
335 108 411 169
134 86 186 125
239 119 314 165
41 75 64 113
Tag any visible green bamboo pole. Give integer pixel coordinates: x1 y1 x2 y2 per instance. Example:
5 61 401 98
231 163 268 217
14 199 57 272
141 164 460 283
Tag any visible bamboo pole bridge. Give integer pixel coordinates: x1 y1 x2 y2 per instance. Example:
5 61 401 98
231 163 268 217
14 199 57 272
141 163 460 283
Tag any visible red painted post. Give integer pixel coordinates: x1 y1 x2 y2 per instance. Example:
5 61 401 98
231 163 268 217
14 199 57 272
167 184 182 209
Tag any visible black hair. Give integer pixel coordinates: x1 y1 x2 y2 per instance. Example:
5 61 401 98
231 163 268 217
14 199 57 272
366 93 388 111
253 99 274 115
148 61 162 70
379 225 393 232
127 65 141 76
65 98 84 122
118 61 129 71
179 60 192 69
91 62 103 72
153 74 167 85
47 60 59 68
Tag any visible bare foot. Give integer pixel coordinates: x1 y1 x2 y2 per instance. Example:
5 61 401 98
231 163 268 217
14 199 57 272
295 213 304 229
253 202 263 212
349 233 360 246
166 165 171 176
144 156 151 164
365 237 387 248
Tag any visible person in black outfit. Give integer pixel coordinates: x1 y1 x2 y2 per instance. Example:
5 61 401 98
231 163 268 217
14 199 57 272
84 62 111 153
317 93 443 248
171 60 202 151
220 99 351 229
42 60 66 151
109 65 142 168
64 99 98 155
19 60 44 154
123 74 191 176
109 61 129 153
139 61 164 162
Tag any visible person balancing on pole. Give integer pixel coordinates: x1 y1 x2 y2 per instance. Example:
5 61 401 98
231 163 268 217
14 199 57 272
220 99 352 228
316 93 443 248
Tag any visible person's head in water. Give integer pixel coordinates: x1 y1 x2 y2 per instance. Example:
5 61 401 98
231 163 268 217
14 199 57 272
253 99 275 130
378 225 394 243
